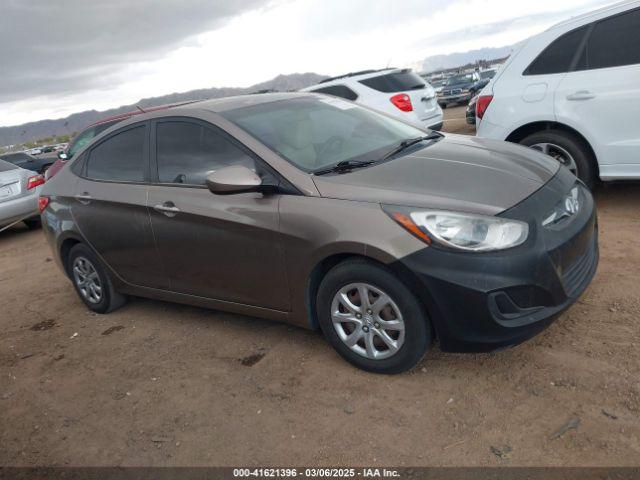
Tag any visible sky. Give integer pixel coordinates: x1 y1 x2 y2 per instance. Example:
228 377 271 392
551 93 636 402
0 0 616 127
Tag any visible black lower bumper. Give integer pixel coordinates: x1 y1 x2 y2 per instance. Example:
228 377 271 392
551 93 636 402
397 171 598 353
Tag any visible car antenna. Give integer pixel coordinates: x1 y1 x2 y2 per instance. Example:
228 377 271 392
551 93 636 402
136 105 146 113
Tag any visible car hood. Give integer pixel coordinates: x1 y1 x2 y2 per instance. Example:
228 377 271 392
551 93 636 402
311 134 560 216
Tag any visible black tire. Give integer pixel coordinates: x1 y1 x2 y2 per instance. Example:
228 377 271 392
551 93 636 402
519 130 596 189
67 243 127 314
23 218 41 229
316 259 431 374
440 103 447 109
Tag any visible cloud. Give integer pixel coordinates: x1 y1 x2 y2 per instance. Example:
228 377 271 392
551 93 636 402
0 0 270 103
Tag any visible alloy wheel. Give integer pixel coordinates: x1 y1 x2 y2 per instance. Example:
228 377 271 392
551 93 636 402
530 142 578 176
331 282 405 360
72 256 103 304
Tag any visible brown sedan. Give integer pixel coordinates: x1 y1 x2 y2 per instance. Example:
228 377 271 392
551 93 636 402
39 92 598 373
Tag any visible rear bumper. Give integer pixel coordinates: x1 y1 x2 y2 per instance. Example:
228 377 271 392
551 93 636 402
0 191 39 227
396 171 598 353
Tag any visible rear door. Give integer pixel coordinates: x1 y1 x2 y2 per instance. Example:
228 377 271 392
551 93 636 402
71 122 168 289
147 117 289 310
555 7 640 177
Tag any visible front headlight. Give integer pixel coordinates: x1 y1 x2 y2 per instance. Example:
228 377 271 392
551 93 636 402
384 206 529 252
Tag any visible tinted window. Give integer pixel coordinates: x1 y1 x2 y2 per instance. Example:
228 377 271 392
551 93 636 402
359 70 425 92
68 121 118 158
86 126 146 182
311 85 358 101
156 121 255 185
584 8 640 70
1 153 32 164
0 159 19 172
524 26 588 75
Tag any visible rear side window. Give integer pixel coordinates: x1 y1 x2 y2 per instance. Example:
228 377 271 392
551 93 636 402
86 126 146 182
311 85 358 101
582 8 640 70
359 71 425 92
524 26 588 75
155 121 255 186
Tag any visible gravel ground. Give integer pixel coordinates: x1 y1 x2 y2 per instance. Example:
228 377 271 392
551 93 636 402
1 106 639 466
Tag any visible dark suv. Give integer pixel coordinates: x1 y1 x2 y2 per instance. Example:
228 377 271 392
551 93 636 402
438 72 480 107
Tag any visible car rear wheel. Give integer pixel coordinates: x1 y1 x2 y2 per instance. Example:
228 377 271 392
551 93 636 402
520 130 596 188
317 259 431 374
67 243 127 314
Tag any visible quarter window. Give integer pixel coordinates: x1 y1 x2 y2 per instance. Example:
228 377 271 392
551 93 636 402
311 85 358 101
582 8 640 70
155 121 255 186
85 126 146 182
524 26 588 75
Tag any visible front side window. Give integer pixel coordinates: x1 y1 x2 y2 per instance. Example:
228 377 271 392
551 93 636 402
156 121 255 186
222 96 427 172
524 26 588 75
85 126 146 182
582 8 640 70
311 85 358 101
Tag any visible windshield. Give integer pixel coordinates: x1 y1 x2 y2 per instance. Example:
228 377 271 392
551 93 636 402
221 96 427 173
445 73 474 85
68 120 118 158
479 70 496 79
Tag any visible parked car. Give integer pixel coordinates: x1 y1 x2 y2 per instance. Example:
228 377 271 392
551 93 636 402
24 148 42 156
0 152 55 174
428 77 446 95
41 92 598 374
437 71 480 107
301 68 443 130
0 159 44 230
46 102 195 180
476 1 640 187
466 96 478 125
469 69 498 95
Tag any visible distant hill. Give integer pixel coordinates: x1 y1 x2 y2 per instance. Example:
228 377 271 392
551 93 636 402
421 45 517 73
0 72 327 147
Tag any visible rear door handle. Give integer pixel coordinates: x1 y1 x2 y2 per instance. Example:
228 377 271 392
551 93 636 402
153 202 180 217
75 193 92 205
566 90 596 101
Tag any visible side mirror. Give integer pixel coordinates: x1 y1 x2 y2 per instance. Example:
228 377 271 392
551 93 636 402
58 152 68 160
205 165 263 195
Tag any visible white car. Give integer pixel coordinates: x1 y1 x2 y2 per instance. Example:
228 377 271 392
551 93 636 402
302 68 443 131
476 0 640 187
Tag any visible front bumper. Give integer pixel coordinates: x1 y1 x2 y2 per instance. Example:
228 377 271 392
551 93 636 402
397 168 598 352
439 92 472 105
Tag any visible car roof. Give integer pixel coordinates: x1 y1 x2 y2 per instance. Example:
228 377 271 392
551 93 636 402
301 68 408 89
169 91 316 113
88 100 199 127
549 0 639 30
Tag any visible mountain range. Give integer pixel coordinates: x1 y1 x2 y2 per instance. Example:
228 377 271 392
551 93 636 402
422 45 516 73
0 72 327 148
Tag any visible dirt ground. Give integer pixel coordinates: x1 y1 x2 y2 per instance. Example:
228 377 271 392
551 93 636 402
1 106 639 467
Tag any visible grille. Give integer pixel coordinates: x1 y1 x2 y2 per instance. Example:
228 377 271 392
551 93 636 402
562 237 597 298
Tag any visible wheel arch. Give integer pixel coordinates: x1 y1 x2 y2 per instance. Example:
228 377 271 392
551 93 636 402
58 235 83 278
505 120 599 177
305 251 439 340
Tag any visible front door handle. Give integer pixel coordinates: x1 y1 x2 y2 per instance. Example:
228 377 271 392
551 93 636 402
566 90 596 101
154 202 180 217
75 192 92 205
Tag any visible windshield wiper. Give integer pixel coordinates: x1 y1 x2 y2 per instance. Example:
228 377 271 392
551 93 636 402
381 132 443 162
314 159 377 175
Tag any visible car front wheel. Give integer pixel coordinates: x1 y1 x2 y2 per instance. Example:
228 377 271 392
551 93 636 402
317 259 431 374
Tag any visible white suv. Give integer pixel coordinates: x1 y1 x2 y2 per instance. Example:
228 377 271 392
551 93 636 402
476 1 640 187
302 68 443 131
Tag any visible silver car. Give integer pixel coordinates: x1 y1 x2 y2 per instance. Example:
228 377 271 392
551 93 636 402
0 159 44 230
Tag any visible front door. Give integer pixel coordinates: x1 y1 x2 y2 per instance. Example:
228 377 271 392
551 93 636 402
147 118 289 311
